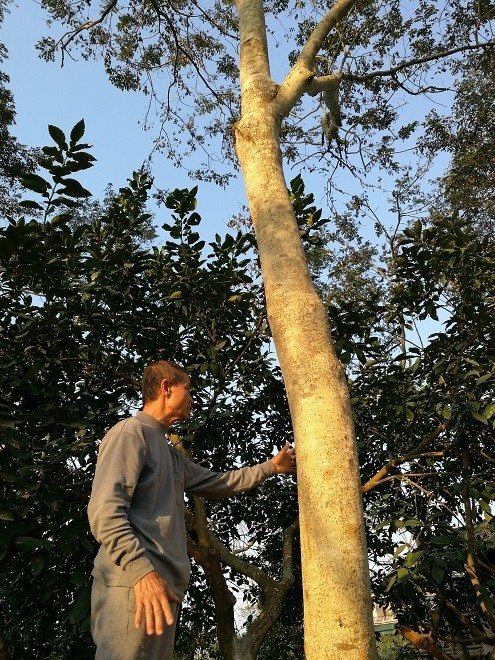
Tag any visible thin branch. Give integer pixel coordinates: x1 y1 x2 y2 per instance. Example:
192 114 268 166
477 557 495 579
188 0 238 41
221 313 266 383
361 422 449 493
444 598 494 642
148 0 222 104
232 538 257 555
344 40 495 84
52 0 118 61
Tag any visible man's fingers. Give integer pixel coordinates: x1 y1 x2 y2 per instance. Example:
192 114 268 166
151 597 166 635
133 577 178 634
161 594 175 626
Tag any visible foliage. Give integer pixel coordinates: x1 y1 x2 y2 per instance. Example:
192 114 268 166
256 620 304 660
0 0 38 218
422 47 495 236
376 633 416 660
0 123 297 658
33 1 495 200
1 115 494 658
328 210 495 656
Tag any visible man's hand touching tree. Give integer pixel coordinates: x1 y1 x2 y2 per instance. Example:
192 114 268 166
271 443 297 474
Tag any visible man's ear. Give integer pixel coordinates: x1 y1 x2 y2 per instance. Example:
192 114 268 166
160 379 171 397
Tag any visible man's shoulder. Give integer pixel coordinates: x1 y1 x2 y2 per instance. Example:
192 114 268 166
100 413 168 456
103 415 146 442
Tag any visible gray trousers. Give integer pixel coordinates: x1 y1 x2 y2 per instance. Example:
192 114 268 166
91 578 179 660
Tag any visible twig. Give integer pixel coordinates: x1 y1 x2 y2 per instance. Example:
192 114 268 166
345 40 495 84
362 422 449 493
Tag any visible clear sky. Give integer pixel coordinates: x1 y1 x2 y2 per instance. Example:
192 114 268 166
2 0 248 240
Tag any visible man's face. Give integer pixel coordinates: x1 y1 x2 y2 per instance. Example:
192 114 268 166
165 377 193 425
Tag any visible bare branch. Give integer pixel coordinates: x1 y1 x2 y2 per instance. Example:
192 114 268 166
297 0 357 71
276 0 356 113
344 40 495 84
50 0 118 61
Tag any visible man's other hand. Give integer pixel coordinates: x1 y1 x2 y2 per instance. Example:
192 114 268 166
134 571 181 635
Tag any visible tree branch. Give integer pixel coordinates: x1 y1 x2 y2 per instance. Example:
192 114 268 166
344 40 495 84
277 0 356 113
401 626 455 660
281 517 299 583
204 521 276 590
50 0 117 63
148 0 223 106
187 497 238 660
361 422 449 493
297 0 357 70
187 495 297 658
444 598 493 642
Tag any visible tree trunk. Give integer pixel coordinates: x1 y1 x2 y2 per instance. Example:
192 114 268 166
233 1 376 656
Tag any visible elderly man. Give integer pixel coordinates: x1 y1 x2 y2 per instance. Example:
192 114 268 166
88 360 296 659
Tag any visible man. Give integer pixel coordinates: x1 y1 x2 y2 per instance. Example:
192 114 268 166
88 360 296 659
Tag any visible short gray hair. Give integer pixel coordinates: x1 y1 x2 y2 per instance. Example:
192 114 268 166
142 360 188 405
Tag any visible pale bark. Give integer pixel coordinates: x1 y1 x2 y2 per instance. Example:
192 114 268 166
233 0 376 657
401 627 454 660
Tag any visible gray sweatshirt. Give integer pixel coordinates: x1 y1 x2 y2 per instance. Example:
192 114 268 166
88 411 276 598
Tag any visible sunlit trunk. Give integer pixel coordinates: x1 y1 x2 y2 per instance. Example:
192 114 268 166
233 99 376 658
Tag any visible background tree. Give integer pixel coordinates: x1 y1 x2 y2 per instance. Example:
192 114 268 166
0 124 303 659
352 212 495 658
0 0 38 218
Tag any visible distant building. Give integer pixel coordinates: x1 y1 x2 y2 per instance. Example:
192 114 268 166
373 603 397 635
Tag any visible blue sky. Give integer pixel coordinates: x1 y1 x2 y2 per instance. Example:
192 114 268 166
2 1 247 240
2 2 451 251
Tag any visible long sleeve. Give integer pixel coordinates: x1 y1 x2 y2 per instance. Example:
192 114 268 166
88 412 278 595
183 458 276 499
87 421 156 585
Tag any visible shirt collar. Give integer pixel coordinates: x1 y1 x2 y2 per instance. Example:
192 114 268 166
135 410 169 435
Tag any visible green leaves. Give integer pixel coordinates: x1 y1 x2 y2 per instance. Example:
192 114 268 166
21 173 51 195
48 124 68 150
19 121 95 222
70 119 86 145
341 193 495 651
0 123 288 658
